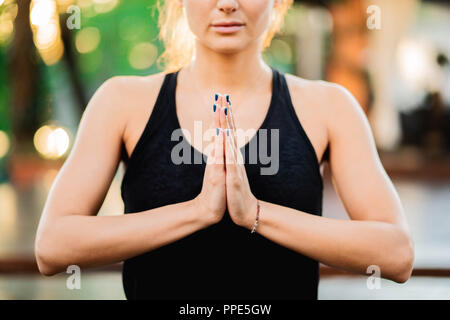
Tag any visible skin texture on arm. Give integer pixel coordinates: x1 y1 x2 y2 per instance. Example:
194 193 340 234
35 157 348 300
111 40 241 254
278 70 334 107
224 79 414 283
34 75 223 276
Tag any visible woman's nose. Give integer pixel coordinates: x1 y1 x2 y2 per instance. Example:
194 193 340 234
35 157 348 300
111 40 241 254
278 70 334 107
217 0 239 13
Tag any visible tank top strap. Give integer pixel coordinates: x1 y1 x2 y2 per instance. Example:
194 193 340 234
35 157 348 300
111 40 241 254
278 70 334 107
272 68 295 118
151 70 179 125
271 68 323 168
121 71 178 165
261 66 292 131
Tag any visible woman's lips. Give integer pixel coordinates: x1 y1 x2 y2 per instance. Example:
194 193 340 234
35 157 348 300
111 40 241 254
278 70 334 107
211 24 245 34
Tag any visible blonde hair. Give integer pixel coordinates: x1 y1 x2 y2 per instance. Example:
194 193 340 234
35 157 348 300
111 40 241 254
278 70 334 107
155 0 294 73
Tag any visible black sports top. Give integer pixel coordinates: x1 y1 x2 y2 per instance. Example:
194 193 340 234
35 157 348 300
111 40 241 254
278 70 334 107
120 66 328 300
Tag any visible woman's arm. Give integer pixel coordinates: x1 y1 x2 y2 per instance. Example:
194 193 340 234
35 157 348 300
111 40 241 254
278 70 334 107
228 82 414 283
35 76 218 276
247 200 413 283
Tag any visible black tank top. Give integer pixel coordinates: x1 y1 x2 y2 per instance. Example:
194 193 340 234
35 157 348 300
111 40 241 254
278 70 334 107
120 66 328 300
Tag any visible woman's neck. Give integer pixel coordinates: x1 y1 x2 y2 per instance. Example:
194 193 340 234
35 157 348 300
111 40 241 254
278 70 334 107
184 42 272 92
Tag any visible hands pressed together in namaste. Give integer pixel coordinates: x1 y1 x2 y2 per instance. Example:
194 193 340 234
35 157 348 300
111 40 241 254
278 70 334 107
193 94 259 230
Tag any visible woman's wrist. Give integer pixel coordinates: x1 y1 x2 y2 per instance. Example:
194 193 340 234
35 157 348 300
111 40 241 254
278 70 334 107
189 197 219 228
240 196 260 231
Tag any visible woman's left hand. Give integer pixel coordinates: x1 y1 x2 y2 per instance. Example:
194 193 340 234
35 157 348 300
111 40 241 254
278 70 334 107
219 97 259 230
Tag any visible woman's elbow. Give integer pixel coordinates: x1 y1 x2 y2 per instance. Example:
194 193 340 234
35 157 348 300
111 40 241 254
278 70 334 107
390 228 415 283
36 259 58 277
34 235 62 276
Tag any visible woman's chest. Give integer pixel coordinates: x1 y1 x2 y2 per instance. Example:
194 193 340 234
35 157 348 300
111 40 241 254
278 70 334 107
121 126 324 216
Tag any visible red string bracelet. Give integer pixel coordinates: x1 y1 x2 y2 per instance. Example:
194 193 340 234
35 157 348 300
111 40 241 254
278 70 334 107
250 200 260 234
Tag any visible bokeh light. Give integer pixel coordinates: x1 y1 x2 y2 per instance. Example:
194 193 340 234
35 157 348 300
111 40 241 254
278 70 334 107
128 42 157 70
30 0 56 27
75 27 101 53
397 39 435 90
93 0 119 14
0 16 13 44
33 125 70 159
0 1 18 45
271 39 293 65
30 0 64 65
0 130 10 159
36 23 58 48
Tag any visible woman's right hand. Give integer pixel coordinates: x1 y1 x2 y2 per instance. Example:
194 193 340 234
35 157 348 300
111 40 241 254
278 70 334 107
193 94 228 225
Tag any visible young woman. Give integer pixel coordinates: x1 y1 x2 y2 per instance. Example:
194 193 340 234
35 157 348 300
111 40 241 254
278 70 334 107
35 0 414 299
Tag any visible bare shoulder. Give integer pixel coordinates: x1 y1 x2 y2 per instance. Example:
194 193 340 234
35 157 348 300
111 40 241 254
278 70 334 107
88 72 167 142
284 73 368 137
94 72 167 112
284 73 362 116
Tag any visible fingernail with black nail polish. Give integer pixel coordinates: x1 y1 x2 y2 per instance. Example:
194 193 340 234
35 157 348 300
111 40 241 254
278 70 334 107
216 128 220 136
224 107 227 116
214 93 219 101
226 94 230 104
226 129 230 136
213 104 217 112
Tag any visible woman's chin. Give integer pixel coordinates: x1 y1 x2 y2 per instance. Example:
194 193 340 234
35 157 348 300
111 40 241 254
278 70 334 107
207 40 248 54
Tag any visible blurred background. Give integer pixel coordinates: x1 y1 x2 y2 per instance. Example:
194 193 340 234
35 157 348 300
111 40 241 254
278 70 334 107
0 0 449 299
